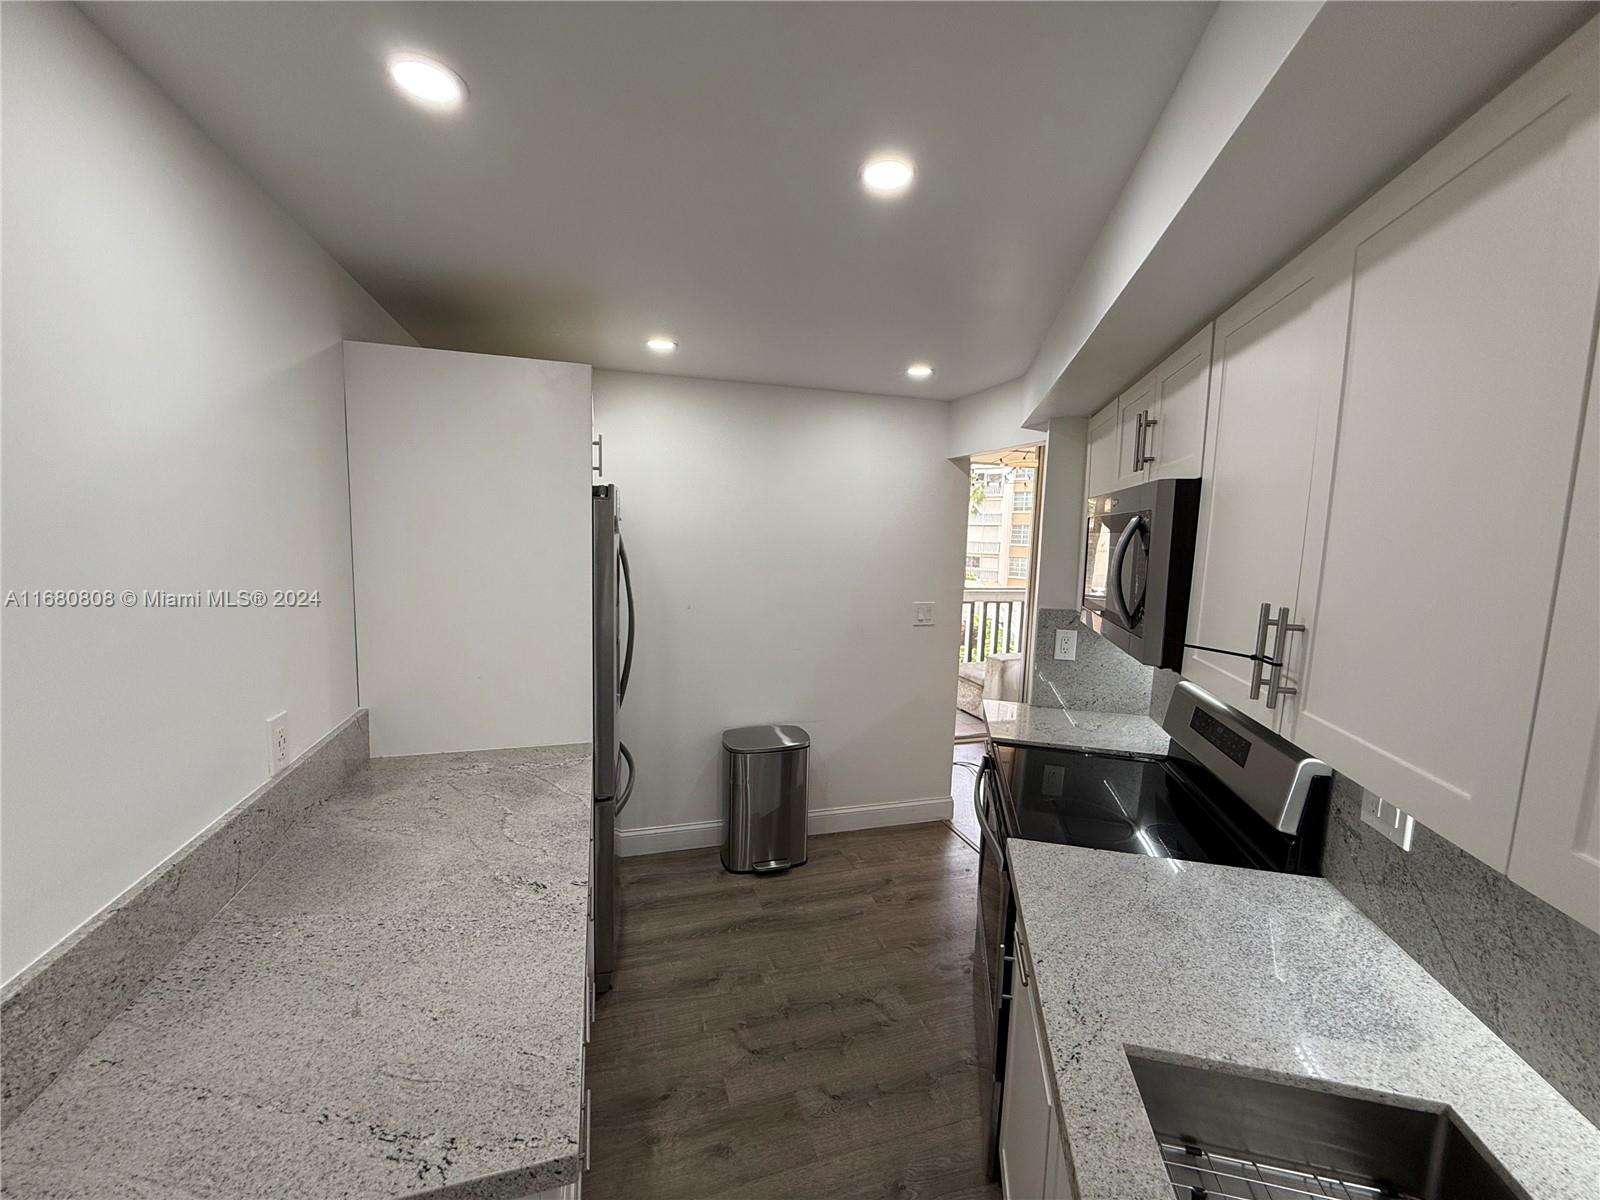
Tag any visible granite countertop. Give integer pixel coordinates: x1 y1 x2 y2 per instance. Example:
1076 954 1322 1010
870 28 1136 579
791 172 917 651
1 744 593 1200
983 699 1170 757
1006 839 1600 1200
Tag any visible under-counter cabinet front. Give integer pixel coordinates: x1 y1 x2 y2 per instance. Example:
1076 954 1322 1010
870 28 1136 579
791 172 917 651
998 924 1073 1200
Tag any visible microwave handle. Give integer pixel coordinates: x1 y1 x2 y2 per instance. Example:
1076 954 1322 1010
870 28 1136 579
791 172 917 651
1107 515 1143 627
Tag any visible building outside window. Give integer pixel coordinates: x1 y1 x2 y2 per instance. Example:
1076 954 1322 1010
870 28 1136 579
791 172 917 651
1010 524 1031 546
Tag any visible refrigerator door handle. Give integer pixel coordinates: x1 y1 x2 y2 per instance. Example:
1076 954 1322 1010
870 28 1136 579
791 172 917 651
616 741 636 816
618 536 636 705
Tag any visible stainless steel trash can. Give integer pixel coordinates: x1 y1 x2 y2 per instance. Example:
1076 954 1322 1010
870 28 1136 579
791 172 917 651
721 724 809 873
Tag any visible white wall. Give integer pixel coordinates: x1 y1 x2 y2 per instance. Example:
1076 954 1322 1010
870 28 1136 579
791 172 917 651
1023 2 1319 421
592 370 966 852
0 4 414 983
947 378 1038 460
1032 417 1090 616
344 343 593 757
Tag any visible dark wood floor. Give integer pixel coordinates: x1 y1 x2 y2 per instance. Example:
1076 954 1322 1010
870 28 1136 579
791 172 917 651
586 822 1000 1200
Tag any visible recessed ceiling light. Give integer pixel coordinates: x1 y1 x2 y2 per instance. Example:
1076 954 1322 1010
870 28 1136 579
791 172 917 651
860 156 915 196
906 363 934 381
386 53 466 110
645 336 678 354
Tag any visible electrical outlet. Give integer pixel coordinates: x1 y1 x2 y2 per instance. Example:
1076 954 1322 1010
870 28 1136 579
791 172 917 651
1359 791 1415 851
912 601 935 627
1054 629 1078 660
267 712 289 776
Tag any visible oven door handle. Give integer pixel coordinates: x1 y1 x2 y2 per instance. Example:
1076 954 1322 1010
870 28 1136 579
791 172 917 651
1107 514 1143 626
972 758 1003 849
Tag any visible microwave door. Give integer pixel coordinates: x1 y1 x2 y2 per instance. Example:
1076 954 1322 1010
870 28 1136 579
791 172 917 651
1108 514 1149 628
1084 518 1114 608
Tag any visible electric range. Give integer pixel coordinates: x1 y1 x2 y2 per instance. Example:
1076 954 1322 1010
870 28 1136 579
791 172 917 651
972 681 1333 1180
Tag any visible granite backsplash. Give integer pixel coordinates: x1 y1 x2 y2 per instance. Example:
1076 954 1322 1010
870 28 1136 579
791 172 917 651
1147 665 1600 1126
1030 608 1153 713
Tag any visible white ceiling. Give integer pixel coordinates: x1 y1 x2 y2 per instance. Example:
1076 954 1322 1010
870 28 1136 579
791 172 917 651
83 1 1217 401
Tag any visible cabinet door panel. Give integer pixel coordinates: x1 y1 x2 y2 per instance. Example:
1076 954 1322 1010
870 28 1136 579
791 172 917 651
1184 261 1348 719
1114 371 1155 491
1086 403 1119 501
998 946 1049 1200
1508 359 1599 931
1288 82 1599 869
1149 324 1212 481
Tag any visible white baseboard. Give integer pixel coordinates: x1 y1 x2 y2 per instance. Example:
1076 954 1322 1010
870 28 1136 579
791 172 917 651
807 794 953 835
617 818 722 857
617 794 954 858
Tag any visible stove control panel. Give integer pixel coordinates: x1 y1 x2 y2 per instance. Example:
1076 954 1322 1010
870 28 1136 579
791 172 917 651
1189 707 1251 768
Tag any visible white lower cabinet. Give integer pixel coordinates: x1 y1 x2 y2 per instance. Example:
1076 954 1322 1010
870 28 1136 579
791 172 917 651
998 927 1073 1200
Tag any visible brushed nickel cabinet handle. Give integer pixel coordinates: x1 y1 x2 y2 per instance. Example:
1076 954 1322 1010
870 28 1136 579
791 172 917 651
1265 606 1306 710
1138 411 1158 467
1133 411 1146 472
1248 602 1272 700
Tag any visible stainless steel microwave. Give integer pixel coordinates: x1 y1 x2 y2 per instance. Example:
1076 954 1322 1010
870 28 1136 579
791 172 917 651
1081 477 1200 670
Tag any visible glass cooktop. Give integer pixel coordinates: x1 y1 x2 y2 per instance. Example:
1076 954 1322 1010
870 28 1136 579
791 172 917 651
996 745 1264 869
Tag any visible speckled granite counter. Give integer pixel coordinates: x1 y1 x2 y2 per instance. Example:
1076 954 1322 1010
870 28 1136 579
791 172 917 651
1 744 592 1200
983 700 1169 757
1007 839 1600 1200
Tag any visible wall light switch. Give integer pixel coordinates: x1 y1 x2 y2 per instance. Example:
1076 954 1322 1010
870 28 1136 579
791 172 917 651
1360 791 1415 851
913 601 935 627
1054 629 1078 660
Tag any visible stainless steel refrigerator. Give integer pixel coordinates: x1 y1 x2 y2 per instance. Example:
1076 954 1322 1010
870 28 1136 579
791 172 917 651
592 484 634 993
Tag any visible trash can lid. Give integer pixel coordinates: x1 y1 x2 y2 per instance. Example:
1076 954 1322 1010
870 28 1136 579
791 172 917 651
722 724 810 753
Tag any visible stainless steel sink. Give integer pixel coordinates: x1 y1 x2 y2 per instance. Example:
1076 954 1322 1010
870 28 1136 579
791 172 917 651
1127 1054 1527 1200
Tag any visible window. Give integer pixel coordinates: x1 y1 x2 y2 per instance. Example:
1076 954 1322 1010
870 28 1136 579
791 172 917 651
1009 553 1030 579
965 555 981 570
1014 468 1035 482
1010 524 1031 546
1013 489 1033 513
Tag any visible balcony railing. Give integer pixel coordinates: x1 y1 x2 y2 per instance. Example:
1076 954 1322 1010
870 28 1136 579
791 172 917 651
960 588 1027 664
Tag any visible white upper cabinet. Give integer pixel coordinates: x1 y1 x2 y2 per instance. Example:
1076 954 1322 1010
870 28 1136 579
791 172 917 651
1182 252 1350 723
1508 362 1600 932
1284 28 1599 869
1113 369 1157 491
1090 326 1214 500
1086 402 1120 501
1147 324 1213 481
